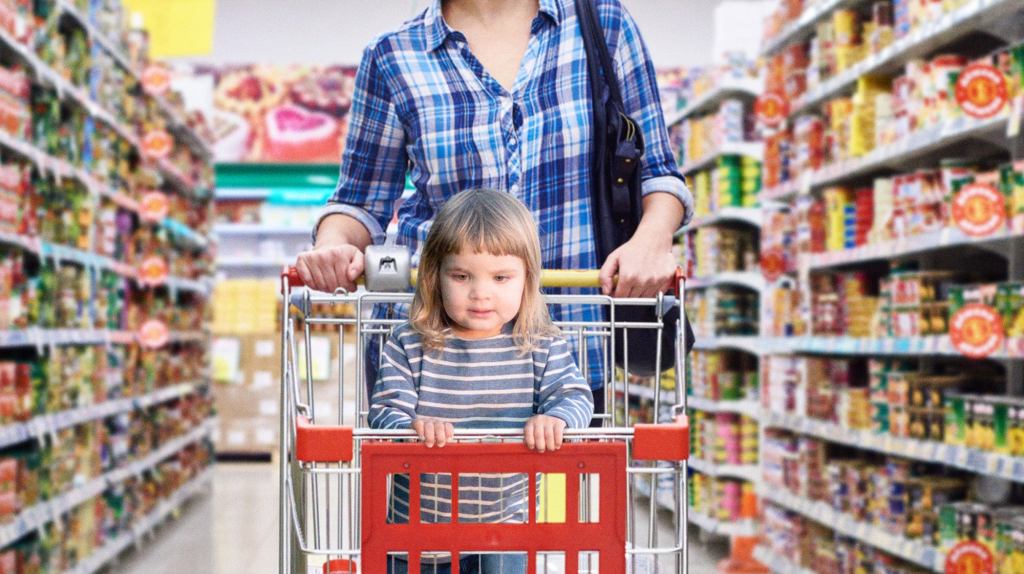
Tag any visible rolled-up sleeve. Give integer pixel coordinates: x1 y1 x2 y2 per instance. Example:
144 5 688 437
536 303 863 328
613 6 693 226
313 40 408 245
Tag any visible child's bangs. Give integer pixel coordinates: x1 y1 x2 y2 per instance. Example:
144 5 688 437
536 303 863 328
451 211 532 260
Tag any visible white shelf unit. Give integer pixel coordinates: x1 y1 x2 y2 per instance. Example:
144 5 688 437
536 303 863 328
763 410 1024 483
678 150 768 537
0 6 217 570
753 0 1024 566
757 486 945 572
688 272 766 293
665 76 762 128
685 207 764 232
680 141 764 175
791 0 1023 117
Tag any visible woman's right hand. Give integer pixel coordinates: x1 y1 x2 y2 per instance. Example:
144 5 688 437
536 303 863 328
296 244 365 293
411 418 455 448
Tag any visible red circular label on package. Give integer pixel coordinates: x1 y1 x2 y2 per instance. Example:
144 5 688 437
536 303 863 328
139 191 170 222
142 65 172 96
138 319 169 349
139 257 168 286
756 92 788 128
950 304 1005 359
955 64 1008 119
945 541 994 574
952 183 1006 237
760 247 785 283
142 130 174 160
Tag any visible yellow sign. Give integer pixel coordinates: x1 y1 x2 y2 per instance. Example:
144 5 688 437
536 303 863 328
124 0 216 58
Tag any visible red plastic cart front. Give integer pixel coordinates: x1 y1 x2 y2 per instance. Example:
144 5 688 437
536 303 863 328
360 441 629 574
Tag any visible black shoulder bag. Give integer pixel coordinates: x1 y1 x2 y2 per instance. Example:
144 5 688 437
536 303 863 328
575 0 695 376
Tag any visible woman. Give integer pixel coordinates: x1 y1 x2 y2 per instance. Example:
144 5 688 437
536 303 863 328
297 0 692 413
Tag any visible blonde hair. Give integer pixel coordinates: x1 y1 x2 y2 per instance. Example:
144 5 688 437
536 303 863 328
410 189 559 353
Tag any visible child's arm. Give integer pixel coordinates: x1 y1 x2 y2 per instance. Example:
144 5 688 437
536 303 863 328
368 333 454 447
534 337 595 429
368 336 418 430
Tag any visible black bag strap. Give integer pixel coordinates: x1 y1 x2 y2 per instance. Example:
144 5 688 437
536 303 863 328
574 0 623 108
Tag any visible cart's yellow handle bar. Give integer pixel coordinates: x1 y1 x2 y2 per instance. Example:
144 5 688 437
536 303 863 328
283 266 684 293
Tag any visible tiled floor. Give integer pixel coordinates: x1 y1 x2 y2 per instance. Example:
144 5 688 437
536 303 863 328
116 464 728 574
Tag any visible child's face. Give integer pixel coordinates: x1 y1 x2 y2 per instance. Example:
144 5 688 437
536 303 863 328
440 249 526 339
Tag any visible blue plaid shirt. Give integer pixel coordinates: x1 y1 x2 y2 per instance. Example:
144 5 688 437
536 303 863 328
316 0 692 389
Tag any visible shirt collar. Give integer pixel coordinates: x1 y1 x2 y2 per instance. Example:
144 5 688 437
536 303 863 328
424 0 562 52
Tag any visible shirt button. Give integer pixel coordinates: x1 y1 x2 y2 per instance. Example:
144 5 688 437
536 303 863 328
510 184 520 195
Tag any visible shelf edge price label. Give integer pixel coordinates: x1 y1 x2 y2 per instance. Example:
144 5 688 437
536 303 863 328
950 303 1004 359
138 320 169 350
139 191 170 223
951 183 1006 238
945 541 993 574
142 130 174 160
138 256 168 287
955 63 1008 120
756 91 788 129
142 65 172 96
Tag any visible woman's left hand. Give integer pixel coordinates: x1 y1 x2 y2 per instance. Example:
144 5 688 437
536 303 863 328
598 234 677 298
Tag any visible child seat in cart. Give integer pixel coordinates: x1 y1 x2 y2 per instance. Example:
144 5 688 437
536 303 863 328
278 264 692 574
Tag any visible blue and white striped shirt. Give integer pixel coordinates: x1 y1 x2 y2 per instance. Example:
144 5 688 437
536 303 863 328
316 0 692 389
368 322 593 523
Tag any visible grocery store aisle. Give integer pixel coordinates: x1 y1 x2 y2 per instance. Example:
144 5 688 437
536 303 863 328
118 464 277 574
116 464 726 574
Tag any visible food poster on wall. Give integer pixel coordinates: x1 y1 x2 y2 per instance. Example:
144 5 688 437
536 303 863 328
177 64 357 163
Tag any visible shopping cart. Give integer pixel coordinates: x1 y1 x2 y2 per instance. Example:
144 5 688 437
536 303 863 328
278 265 691 574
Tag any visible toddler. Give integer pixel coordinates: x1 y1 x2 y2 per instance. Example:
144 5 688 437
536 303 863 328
368 189 594 574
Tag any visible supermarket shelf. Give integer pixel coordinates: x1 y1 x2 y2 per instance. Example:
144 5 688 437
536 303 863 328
0 328 207 350
217 257 292 269
693 336 794 356
0 27 210 198
165 276 213 297
665 77 762 127
688 272 765 292
761 113 1009 202
635 436 759 537
0 231 39 253
0 129 210 250
64 467 214 574
688 396 761 419
758 486 944 572
760 0 858 56
679 141 763 175
40 242 136 277
805 228 1024 270
215 224 314 237
0 328 132 349
792 0 1024 116
0 418 215 549
763 410 1024 484
689 510 760 537
0 230 208 290
689 458 760 482
685 207 763 232
753 545 816 574
793 335 1020 360
0 382 205 451
168 331 210 345
615 382 656 401
161 218 210 250
54 0 214 160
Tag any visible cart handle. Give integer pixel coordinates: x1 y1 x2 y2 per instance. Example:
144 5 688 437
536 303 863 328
282 266 685 294
295 416 689 463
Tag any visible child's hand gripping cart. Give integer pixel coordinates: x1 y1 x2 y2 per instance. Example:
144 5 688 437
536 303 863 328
278 245 692 573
